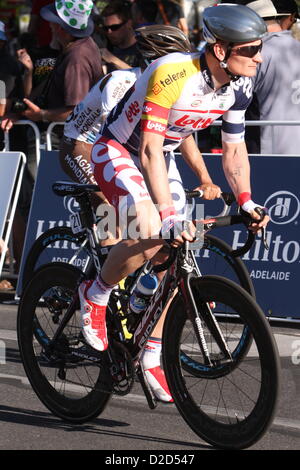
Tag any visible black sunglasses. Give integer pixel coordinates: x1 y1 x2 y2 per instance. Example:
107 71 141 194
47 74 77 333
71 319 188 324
102 21 127 32
232 43 263 58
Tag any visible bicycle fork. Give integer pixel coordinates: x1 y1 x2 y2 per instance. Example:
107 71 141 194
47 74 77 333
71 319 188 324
180 272 233 367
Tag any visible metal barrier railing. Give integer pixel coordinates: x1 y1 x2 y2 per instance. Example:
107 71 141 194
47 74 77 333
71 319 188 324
2 119 300 157
45 122 64 151
2 120 42 166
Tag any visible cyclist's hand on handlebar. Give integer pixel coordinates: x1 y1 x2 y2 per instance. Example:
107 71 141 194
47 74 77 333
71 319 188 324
248 208 270 233
238 193 269 234
160 216 196 247
196 183 222 200
241 205 270 233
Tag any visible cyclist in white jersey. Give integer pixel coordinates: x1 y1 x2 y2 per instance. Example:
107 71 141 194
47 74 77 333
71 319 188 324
79 4 270 402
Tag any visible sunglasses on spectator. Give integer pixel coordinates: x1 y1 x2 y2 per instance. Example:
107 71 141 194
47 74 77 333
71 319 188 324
102 21 127 32
231 43 263 58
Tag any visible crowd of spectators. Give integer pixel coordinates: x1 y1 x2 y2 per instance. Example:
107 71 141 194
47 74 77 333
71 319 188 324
0 0 300 290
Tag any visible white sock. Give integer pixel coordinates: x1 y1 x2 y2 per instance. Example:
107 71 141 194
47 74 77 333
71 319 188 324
87 275 115 305
141 337 162 370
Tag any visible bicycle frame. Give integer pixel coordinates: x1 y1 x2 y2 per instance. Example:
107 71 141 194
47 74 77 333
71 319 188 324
125 243 232 366
50 181 259 368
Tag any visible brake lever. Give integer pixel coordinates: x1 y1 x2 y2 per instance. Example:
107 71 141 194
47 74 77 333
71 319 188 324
260 227 269 251
253 207 269 250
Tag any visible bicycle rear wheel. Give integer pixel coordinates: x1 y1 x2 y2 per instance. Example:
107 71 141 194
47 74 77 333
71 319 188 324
17 263 112 423
22 226 91 290
163 275 280 449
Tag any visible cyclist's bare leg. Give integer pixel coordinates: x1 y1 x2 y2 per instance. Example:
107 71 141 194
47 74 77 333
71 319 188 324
100 199 163 285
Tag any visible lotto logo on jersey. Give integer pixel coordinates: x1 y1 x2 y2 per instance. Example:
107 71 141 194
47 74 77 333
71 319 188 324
125 101 140 122
174 114 214 129
141 120 166 135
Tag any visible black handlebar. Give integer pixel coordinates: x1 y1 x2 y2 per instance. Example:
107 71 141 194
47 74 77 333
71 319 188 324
184 189 236 207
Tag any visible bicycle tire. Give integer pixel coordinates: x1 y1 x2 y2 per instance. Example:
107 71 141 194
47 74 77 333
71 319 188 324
22 226 91 290
17 263 112 423
163 275 280 449
201 234 255 296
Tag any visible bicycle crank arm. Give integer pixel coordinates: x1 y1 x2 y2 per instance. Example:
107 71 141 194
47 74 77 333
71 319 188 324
136 363 158 410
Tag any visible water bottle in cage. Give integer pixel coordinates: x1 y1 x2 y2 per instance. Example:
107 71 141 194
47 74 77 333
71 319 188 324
129 273 159 315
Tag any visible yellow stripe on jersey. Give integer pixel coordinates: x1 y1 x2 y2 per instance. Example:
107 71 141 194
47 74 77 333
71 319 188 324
145 57 200 109
141 114 168 124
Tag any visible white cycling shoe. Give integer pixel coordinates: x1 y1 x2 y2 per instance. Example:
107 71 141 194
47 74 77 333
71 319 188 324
79 280 108 352
144 366 174 403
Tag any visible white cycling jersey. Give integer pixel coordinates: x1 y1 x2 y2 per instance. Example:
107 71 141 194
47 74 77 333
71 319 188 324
91 51 254 223
64 67 142 144
102 51 253 155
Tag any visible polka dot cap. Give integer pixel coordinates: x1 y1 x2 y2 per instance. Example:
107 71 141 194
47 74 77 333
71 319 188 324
55 0 93 30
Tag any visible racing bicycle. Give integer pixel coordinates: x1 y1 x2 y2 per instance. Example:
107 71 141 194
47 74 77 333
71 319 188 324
21 183 256 298
17 182 280 449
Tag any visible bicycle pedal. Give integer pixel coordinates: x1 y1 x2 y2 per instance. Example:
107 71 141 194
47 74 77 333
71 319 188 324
136 363 158 410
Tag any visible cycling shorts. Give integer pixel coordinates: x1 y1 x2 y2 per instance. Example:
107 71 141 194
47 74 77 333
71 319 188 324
59 136 96 185
91 135 187 229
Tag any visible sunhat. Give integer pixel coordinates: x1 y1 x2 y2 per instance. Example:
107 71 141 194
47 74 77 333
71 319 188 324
41 0 94 38
247 0 290 18
272 0 299 18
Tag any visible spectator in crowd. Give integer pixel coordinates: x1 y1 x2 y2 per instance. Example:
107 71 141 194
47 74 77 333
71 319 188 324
99 1 142 72
16 32 60 105
131 0 159 27
247 0 289 31
155 0 189 35
0 21 25 111
244 0 300 154
1 0 103 279
28 0 54 48
272 0 299 30
0 21 32 284
2 0 103 171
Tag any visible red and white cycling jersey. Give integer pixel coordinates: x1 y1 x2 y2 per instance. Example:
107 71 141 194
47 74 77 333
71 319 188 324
102 51 253 155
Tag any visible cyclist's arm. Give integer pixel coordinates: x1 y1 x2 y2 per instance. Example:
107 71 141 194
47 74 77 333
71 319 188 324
222 140 250 198
139 129 195 244
222 140 269 230
139 130 174 210
179 135 221 199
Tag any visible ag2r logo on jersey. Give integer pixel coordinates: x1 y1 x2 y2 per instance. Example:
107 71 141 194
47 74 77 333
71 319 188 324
264 191 300 225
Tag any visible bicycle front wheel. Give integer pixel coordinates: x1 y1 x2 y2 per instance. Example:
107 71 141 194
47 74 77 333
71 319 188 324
18 263 112 423
163 275 280 449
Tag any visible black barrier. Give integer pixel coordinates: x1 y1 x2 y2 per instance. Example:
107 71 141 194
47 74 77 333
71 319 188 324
176 153 300 320
16 150 84 295
17 150 300 320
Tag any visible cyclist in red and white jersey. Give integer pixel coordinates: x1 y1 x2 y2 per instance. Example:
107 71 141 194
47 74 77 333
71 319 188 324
59 24 218 212
79 4 270 402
